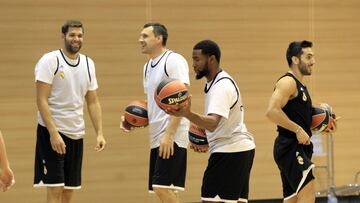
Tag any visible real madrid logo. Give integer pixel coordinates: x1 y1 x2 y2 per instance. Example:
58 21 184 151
302 92 307 101
60 71 65 79
297 155 304 165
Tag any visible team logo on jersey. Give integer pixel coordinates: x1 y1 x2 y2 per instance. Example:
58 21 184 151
60 71 65 79
296 152 304 165
302 92 307 101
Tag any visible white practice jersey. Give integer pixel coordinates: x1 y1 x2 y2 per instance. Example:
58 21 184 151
143 50 190 149
204 70 255 153
35 49 98 139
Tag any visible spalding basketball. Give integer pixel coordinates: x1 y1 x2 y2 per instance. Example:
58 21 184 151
188 123 209 151
124 100 148 127
319 103 336 131
311 103 336 132
154 78 188 110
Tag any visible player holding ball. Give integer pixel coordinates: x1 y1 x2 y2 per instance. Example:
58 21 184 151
166 40 255 203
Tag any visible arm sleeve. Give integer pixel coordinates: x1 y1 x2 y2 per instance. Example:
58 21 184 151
206 80 237 119
165 53 190 86
34 53 58 84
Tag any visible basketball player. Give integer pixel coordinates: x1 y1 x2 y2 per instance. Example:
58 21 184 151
167 40 256 203
34 20 106 203
0 130 15 192
120 23 190 203
266 40 336 203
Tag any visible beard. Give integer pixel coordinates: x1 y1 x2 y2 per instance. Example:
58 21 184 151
195 62 210 80
64 39 81 54
298 61 311 75
196 68 209 80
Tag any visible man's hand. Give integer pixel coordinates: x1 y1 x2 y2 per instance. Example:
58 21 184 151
50 132 66 154
295 127 311 145
95 134 106 152
120 116 134 132
0 166 15 192
189 143 208 153
159 133 174 159
165 95 192 117
323 116 340 134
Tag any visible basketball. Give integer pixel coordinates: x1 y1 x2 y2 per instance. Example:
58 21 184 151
188 123 209 151
319 103 336 131
311 103 336 132
154 78 188 110
124 100 148 127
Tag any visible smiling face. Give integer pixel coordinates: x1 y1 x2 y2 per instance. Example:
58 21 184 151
192 49 210 80
138 26 162 55
297 47 315 75
63 27 83 54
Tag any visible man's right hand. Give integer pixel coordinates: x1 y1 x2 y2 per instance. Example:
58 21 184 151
120 116 134 133
50 132 66 154
189 143 208 153
0 166 15 192
295 127 311 145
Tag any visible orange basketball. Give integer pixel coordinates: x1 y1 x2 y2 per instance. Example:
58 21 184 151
124 100 148 127
311 103 336 132
154 78 188 111
188 123 209 152
319 103 336 131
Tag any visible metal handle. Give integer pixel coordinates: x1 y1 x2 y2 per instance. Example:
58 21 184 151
355 171 360 183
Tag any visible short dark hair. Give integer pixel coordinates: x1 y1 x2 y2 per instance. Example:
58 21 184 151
193 40 221 63
286 40 313 66
62 20 83 35
143 23 168 46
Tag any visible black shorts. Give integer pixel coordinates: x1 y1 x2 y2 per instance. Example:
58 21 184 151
34 124 83 189
201 149 255 203
274 135 315 199
148 142 187 192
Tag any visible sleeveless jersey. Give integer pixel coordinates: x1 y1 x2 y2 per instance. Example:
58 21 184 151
143 50 190 149
277 73 312 138
35 49 98 139
204 70 255 153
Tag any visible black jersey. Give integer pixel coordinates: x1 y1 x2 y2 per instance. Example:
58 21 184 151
277 73 312 138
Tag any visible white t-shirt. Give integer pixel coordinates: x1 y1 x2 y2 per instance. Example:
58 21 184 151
204 70 255 153
35 49 98 139
143 50 190 149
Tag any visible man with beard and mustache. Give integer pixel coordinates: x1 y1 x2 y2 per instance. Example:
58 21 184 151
120 23 190 203
265 40 335 203
34 20 106 203
167 40 255 203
